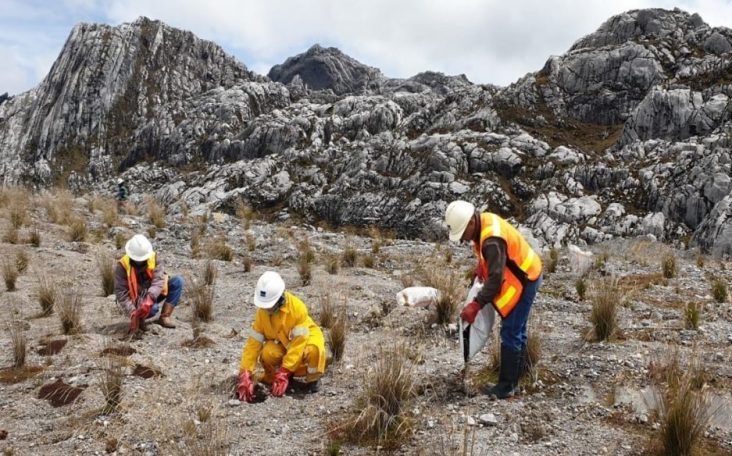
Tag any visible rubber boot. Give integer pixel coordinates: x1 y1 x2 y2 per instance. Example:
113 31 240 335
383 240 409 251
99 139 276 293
307 379 321 394
159 302 176 328
481 346 522 399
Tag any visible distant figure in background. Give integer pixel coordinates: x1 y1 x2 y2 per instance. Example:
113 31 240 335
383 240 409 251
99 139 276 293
115 234 185 333
115 178 129 213
237 271 326 402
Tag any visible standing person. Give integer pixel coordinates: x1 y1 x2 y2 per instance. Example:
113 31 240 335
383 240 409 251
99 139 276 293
236 271 326 403
445 200 543 399
115 234 185 332
115 178 129 213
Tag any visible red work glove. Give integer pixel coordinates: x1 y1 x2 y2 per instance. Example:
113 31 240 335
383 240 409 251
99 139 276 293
460 300 481 325
129 309 141 333
271 367 291 397
237 371 255 403
138 295 154 318
474 265 486 283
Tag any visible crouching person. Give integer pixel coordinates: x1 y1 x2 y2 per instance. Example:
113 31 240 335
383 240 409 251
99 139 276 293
115 234 185 332
237 271 325 402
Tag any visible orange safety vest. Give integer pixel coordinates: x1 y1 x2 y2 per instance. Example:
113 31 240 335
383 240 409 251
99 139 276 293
119 252 169 304
473 213 542 318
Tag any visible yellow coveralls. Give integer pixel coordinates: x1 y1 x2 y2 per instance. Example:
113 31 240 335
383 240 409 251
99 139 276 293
239 291 326 383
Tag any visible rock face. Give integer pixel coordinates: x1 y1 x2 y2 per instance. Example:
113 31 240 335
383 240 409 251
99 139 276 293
1 9 732 256
268 44 383 95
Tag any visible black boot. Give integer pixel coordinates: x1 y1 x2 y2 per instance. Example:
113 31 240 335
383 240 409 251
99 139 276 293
481 346 522 399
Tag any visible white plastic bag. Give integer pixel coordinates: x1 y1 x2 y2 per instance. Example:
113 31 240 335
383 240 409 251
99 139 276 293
459 280 496 362
396 287 440 308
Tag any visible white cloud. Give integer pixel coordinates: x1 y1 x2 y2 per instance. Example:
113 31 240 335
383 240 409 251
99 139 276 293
2 0 732 92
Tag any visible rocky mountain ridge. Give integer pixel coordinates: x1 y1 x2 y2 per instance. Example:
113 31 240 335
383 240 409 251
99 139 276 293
0 8 731 255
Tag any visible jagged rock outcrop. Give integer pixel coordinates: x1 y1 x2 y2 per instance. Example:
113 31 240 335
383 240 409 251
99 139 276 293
268 44 383 95
1 9 732 256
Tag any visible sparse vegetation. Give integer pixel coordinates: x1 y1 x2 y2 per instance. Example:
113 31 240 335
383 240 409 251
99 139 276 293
58 290 82 334
191 277 215 323
37 275 57 316
207 237 233 262
343 345 415 447
3 227 19 244
102 204 119 227
329 316 347 363
44 189 74 225
204 260 218 286
342 244 358 268
326 254 340 275
147 197 166 229
96 251 115 296
27 227 41 247
575 277 587 301
235 199 255 229
662 254 678 279
588 277 622 341
299 238 316 264
3 260 18 291
546 247 559 273
421 267 463 325
100 356 123 414
114 232 126 250
246 233 256 252
242 255 252 273
362 254 375 269
695 253 704 268
684 302 700 330
319 294 336 329
594 251 609 270
711 277 727 303
298 254 312 286
67 218 88 242
8 320 26 368
8 203 27 229
15 250 28 274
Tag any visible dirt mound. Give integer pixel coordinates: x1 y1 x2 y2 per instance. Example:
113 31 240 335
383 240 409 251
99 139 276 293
37 339 67 356
0 366 44 384
132 364 162 379
182 336 216 348
101 345 136 357
38 379 85 407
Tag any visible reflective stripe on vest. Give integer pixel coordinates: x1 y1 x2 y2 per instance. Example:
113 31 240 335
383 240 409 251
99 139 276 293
119 252 169 304
248 329 264 343
473 213 542 318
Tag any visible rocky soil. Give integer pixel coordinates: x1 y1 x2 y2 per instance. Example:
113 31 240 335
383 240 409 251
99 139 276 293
0 190 730 455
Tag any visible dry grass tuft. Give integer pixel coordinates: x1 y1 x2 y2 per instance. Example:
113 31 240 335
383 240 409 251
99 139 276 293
546 247 559 273
147 197 166 229
8 320 26 368
298 254 312 286
96 251 115 297
8 204 27 229
44 189 74 225
711 277 727 303
102 204 119 227
695 253 704 268
235 199 255 229
37 275 57 316
204 260 218 286
362 254 376 269
662 254 678 279
326 254 340 275
242 255 252 273
344 345 415 447
342 243 358 268
3 227 19 244
27 227 41 247
298 238 316 264
246 233 256 252
57 290 82 334
15 250 28 274
421 267 464 325
329 316 347 363
3 260 18 291
99 355 123 414
114 232 126 250
588 277 623 341
190 276 215 323
67 218 88 242
319 294 337 329
684 302 701 330
575 276 587 301
190 231 201 258
207 237 233 262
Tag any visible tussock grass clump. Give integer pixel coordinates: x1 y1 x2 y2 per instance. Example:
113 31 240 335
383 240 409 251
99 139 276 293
15 250 28 274
711 277 727 303
588 277 623 341
204 260 218 286
684 302 700 330
114 232 126 250
190 278 215 323
37 275 57 316
242 255 252 273
421 267 464 325
344 346 415 446
298 255 312 286
329 316 347 363
362 254 375 269
147 198 166 229
235 199 255 229
298 238 315 264
3 227 19 244
27 227 41 247
246 233 256 252
67 218 87 242
575 277 587 301
99 356 124 414
96 251 115 297
44 189 74 225
8 204 27 229
207 237 233 262
342 244 358 268
3 260 18 291
319 294 336 329
524 327 542 381
546 247 559 273
662 254 678 279
695 254 704 268
102 204 119 227
326 254 340 275
58 290 82 334
8 320 27 368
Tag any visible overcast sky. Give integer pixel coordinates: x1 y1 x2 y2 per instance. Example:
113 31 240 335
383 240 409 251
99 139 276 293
1 0 731 96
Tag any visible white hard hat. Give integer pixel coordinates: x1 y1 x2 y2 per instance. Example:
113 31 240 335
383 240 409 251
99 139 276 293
117 178 125 184
253 271 285 309
445 200 475 241
125 234 153 262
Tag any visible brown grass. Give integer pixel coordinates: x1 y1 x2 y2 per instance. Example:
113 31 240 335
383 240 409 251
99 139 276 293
147 197 166 229
421 267 464 325
8 320 26 368
246 233 256 252
329 316 347 363
204 260 218 286
342 243 358 268
362 254 376 269
298 254 312 286
99 355 123 414
588 277 623 341
57 290 82 334
190 231 201 258
27 227 41 247
242 255 252 273
575 276 587 301
319 294 337 329
684 302 701 330
96 250 115 296
37 275 57 316
207 237 233 262
191 278 215 323
15 250 28 274
3 227 18 244
662 254 678 279
3 260 18 291
343 345 415 447
8 203 27 229
711 277 727 303
546 247 559 273
114 232 126 250
44 189 74 225
102 204 119 227
67 218 88 242
235 199 255 229
326 254 340 275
